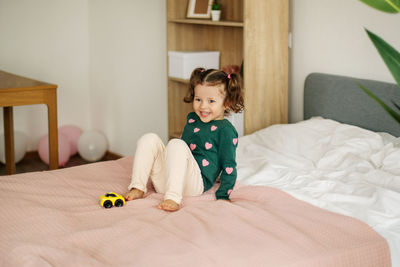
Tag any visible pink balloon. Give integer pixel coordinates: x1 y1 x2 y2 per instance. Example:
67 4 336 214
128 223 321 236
59 125 82 156
38 133 71 167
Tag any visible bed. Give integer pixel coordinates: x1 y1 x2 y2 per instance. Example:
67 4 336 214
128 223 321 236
0 73 398 266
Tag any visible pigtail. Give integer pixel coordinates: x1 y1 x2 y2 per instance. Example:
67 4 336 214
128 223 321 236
184 68 205 103
225 72 244 113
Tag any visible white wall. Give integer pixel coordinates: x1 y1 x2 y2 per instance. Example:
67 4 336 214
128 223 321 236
290 0 400 122
0 0 167 156
88 1 167 156
0 0 91 150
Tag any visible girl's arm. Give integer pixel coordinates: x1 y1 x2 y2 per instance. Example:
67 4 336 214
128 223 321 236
181 112 195 140
216 126 238 200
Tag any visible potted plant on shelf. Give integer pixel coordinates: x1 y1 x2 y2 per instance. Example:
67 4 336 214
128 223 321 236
211 0 221 21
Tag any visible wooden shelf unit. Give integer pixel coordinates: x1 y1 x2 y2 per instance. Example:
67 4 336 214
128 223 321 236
167 0 289 139
168 18 244 27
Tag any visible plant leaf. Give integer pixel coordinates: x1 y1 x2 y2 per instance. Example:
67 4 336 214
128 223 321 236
392 100 400 112
386 0 400 12
366 29 400 88
359 0 400 13
358 82 400 124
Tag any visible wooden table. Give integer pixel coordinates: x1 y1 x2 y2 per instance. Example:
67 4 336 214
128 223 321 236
0 70 59 174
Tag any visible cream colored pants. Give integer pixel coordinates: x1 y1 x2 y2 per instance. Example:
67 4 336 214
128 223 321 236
128 133 204 204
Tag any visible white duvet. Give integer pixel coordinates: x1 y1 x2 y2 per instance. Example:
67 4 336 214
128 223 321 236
237 117 400 266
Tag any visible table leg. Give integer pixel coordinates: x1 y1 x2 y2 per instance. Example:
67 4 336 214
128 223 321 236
3 107 16 174
47 96 59 170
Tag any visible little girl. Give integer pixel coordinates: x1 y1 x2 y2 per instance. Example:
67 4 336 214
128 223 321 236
124 68 244 211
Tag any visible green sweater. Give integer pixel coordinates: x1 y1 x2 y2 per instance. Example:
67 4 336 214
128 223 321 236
181 112 238 200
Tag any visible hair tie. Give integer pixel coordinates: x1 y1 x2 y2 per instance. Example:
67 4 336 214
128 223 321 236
227 74 231 79
201 69 205 72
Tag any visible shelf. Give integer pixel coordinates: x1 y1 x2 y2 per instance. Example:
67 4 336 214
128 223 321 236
169 77 190 84
168 19 243 28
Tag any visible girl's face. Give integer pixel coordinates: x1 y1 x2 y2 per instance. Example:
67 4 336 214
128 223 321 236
193 83 227 123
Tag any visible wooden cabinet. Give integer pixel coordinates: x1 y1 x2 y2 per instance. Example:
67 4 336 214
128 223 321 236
167 0 288 139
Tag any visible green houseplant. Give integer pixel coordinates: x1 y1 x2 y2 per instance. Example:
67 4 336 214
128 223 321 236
358 0 400 124
212 0 221 10
211 0 221 21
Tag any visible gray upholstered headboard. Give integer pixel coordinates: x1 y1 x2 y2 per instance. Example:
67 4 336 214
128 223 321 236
304 73 400 137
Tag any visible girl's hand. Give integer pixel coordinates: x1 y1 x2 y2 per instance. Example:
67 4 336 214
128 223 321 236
217 199 231 202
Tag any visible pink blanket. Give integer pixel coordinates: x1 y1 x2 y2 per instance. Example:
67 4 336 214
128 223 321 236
0 157 390 266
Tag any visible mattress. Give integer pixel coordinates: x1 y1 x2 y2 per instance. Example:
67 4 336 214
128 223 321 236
0 124 392 266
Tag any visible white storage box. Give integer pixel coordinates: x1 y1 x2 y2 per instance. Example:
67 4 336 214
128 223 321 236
168 51 220 80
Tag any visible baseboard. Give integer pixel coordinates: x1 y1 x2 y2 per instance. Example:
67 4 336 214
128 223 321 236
24 151 41 160
24 150 123 161
103 151 123 160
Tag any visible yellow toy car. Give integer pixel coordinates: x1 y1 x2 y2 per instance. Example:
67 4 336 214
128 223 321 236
99 192 125 208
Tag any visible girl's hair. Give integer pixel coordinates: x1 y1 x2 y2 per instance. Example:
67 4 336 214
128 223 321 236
183 68 244 114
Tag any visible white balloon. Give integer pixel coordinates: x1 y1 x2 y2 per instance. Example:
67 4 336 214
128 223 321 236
0 131 28 164
77 130 108 162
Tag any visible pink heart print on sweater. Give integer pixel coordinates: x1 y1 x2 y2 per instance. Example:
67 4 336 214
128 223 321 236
194 128 200 133
202 159 209 167
188 119 195 123
205 142 212 150
211 125 217 131
233 138 238 145
225 167 233 174
190 144 196 151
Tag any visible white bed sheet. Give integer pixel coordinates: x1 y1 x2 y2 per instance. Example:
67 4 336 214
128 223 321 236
237 117 400 266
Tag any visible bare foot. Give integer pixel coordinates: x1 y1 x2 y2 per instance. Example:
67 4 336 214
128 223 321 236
124 188 144 201
157 199 179 212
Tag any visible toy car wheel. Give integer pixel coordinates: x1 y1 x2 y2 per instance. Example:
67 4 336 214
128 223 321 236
115 199 124 207
103 200 113 209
